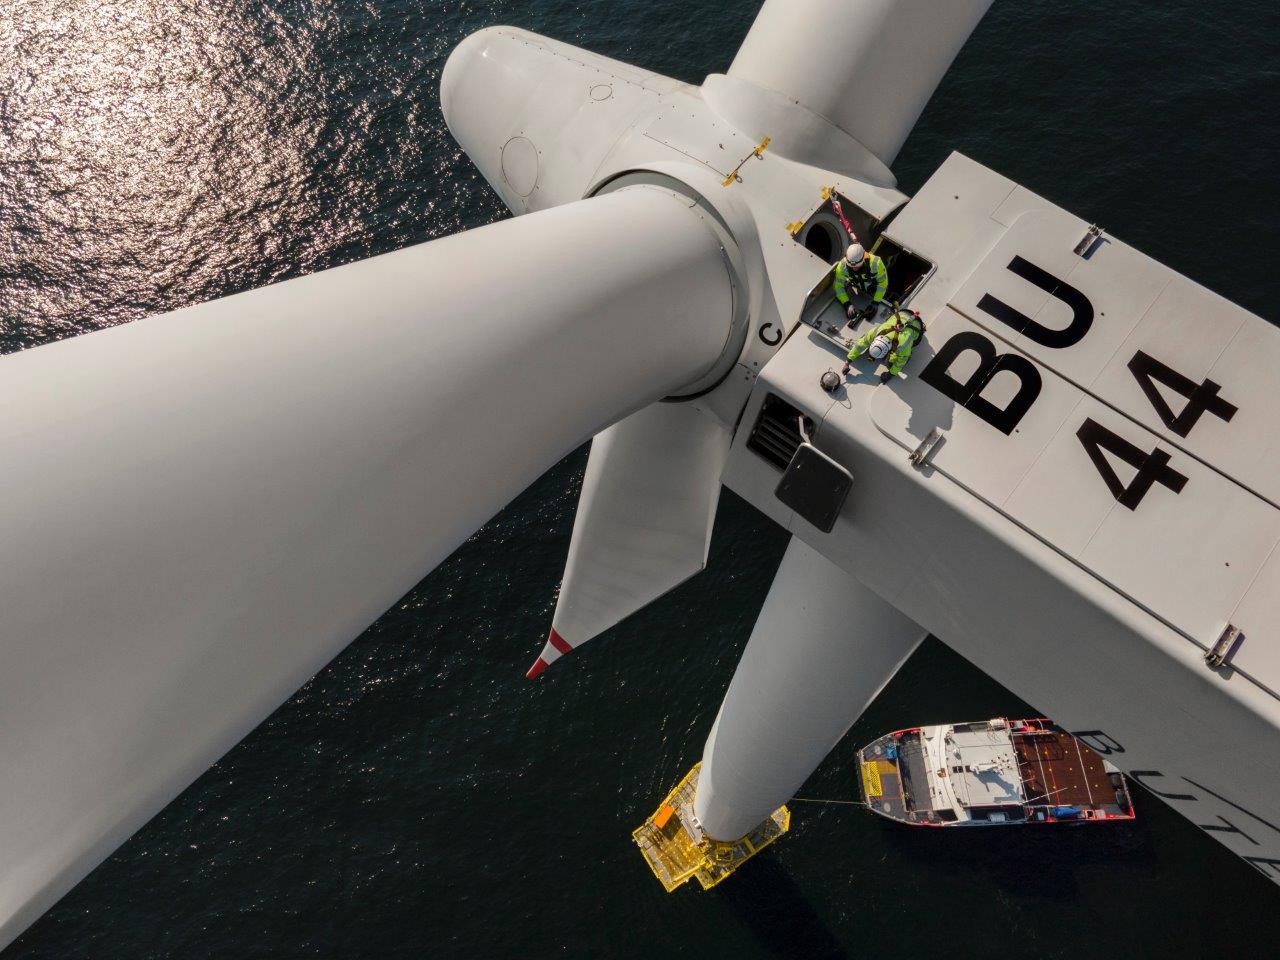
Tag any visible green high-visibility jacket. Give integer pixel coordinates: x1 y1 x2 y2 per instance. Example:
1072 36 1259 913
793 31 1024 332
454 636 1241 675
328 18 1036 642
834 254 888 304
847 312 923 376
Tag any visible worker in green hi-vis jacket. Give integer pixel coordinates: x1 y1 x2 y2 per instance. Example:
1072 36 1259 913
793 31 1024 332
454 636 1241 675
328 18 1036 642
833 242 888 319
842 308 924 383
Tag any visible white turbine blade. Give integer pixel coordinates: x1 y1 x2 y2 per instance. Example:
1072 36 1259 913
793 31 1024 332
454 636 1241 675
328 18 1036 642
527 402 730 678
719 0 992 167
0 184 735 950
693 537 926 841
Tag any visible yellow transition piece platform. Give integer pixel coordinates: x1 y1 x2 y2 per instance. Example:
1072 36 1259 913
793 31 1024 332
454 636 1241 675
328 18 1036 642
632 762 790 892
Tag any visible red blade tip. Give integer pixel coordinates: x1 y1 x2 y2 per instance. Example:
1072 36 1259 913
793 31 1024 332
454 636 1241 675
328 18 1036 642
525 657 548 681
547 628 572 656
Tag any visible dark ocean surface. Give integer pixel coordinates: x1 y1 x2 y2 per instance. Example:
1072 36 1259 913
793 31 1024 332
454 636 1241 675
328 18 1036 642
2 1 1279 957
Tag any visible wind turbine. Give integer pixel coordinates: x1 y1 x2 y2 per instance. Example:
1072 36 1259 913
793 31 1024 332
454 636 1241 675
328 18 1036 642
2 0 1278 949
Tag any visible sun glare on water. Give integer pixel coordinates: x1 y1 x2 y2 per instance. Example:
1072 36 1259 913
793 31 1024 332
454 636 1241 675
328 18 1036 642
0 0 339 348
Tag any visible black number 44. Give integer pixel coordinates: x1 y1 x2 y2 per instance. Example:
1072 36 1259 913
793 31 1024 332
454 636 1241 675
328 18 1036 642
1077 418 1188 510
1076 352 1236 509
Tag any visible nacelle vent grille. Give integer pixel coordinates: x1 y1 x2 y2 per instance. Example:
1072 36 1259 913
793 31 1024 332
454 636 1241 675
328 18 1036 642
747 394 813 470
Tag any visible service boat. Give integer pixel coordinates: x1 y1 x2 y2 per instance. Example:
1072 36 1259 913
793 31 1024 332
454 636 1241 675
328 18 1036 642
858 718 1135 827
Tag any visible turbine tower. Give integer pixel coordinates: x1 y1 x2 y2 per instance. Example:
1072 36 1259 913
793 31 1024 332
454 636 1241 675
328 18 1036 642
3 0 1279 948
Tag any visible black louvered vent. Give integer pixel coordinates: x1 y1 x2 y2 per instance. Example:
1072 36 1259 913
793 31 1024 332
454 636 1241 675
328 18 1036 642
747 394 814 470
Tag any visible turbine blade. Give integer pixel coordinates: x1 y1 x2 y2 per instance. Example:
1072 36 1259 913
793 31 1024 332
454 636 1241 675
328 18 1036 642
0 184 735 949
693 537 926 841
720 0 992 167
529 402 731 676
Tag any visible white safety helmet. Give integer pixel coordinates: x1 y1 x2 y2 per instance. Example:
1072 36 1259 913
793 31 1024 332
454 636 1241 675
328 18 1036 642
844 243 865 266
868 334 893 361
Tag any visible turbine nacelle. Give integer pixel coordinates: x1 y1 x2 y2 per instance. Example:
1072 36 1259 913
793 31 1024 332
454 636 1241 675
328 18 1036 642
445 4 1280 896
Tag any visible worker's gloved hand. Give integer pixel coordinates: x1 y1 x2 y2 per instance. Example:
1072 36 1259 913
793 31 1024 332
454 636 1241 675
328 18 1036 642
879 370 893 384
845 303 856 320
841 362 851 375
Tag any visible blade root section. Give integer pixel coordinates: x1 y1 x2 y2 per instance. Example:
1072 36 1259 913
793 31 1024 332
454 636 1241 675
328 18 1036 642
0 184 734 949
693 537 926 842
530 402 731 675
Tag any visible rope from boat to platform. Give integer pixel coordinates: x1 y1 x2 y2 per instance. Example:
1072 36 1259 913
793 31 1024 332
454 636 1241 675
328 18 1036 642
789 796 869 807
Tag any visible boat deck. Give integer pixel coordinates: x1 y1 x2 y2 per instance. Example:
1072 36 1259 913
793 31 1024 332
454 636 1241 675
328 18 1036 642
1013 727 1114 809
